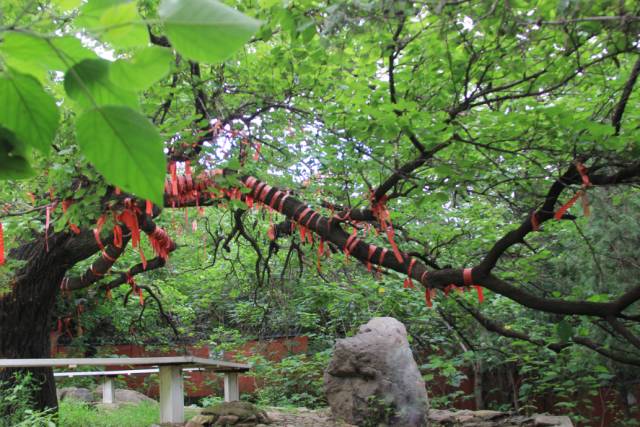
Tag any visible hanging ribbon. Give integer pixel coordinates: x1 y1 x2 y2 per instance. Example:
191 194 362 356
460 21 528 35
531 212 540 231
403 258 417 289
146 200 153 216
169 162 178 196
424 289 433 308
554 191 582 220
366 245 376 272
113 225 123 248
376 248 388 278
148 226 172 260
343 229 359 260
94 215 106 251
463 268 484 303
117 209 140 248
370 194 403 263
555 162 592 219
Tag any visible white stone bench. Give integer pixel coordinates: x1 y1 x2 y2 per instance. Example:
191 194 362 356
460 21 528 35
0 356 251 424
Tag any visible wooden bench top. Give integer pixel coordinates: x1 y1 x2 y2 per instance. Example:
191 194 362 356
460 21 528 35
0 356 250 372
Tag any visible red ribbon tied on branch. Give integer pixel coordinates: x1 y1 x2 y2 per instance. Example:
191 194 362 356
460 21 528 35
463 268 484 303
370 194 403 263
403 258 417 289
555 161 592 220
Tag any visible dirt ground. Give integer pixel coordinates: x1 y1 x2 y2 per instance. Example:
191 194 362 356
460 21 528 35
261 407 355 427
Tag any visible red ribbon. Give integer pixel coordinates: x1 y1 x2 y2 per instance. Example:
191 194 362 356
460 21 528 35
146 200 153 216
554 191 582 220
424 289 433 307
366 245 376 272
463 268 473 286
576 162 591 187
464 268 484 303
344 229 359 259
94 215 106 251
117 209 140 248
531 212 540 231
113 225 123 248
377 248 388 274
404 258 417 288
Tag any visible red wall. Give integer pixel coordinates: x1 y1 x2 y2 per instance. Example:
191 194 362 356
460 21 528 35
53 336 308 399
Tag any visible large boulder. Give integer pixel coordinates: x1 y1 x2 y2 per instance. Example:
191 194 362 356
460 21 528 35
324 317 428 426
94 385 157 404
57 386 94 402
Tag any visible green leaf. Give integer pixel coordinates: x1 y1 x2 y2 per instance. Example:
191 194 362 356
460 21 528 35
0 32 97 78
556 319 573 343
98 2 148 48
0 69 59 153
52 0 83 11
75 106 166 204
64 59 139 110
158 0 260 63
110 46 174 90
76 0 128 28
0 127 35 179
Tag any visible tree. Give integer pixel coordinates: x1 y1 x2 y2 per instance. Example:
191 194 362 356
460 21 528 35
1 0 640 413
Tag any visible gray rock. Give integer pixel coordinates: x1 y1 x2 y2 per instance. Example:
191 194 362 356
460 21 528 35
186 414 216 427
324 317 428 426
93 385 157 404
533 415 573 427
427 409 573 426
57 386 94 402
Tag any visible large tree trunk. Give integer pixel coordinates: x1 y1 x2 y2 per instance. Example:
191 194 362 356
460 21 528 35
0 230 99 412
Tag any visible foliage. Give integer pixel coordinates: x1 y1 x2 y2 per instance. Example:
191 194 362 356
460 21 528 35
0 0 259 203
58 400 179 427
0 0 639 425
247 351 331 408
0 373 56 427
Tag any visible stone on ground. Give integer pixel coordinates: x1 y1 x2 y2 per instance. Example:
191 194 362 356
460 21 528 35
57 386 93 402
428 409 574 426
186 401 271 426
93 385 157 404
324 317 428 426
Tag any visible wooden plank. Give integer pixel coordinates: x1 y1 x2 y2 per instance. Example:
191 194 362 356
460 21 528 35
53 367 206 377
0 356 249 371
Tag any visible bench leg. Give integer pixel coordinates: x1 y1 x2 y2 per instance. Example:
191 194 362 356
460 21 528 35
159 366 184 424
102 377 115 404
224 372 239 402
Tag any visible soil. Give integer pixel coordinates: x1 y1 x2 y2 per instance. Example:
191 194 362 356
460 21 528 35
261 407 356 427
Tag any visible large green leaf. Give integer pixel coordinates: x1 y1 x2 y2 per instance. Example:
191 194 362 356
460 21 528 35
110 46 174 90
75 106 166 204
158 0 260 63
64 59 139 110
0 32 97 78
0 69 59 153
98 2 148 48
0 127 35 179
76 0 147 49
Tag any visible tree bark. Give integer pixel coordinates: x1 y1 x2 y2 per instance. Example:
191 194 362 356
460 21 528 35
0 230 99 412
